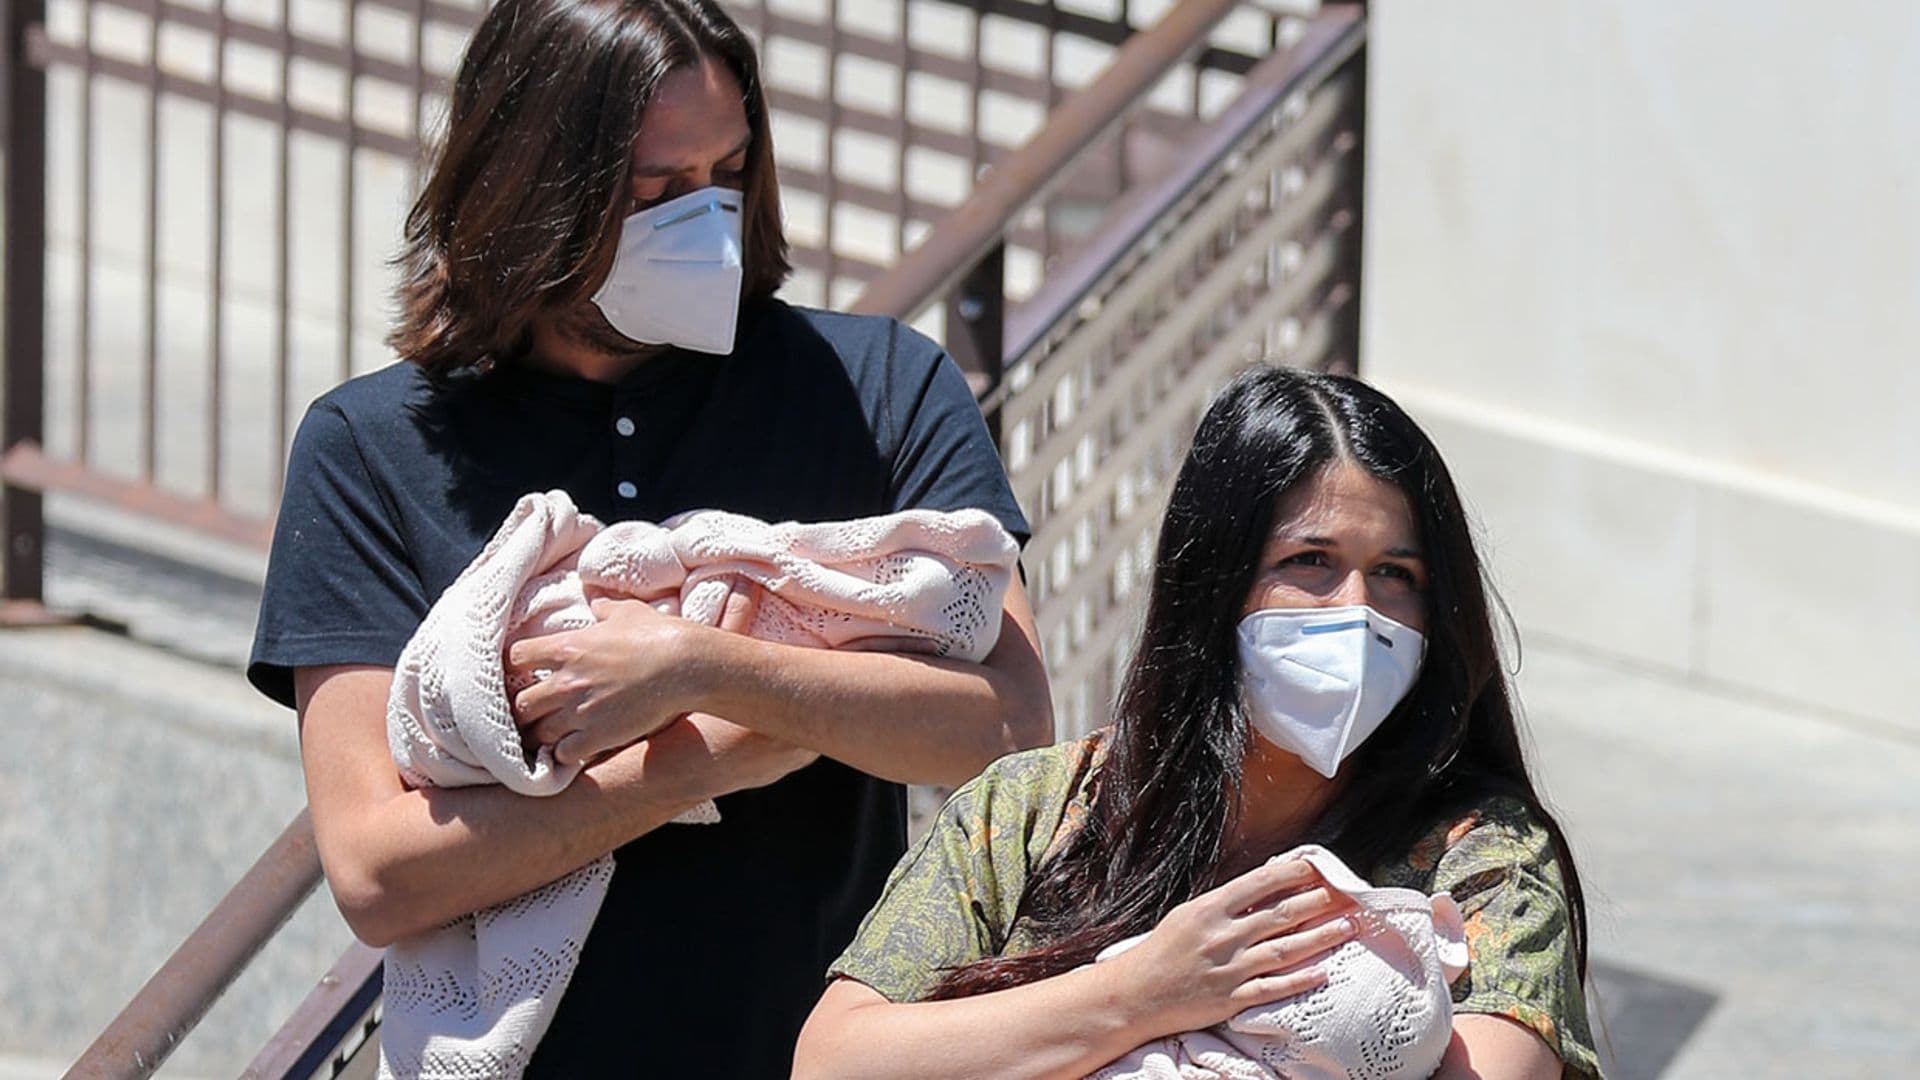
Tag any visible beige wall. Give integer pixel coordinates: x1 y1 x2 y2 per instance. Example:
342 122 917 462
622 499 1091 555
1362 1 1920 726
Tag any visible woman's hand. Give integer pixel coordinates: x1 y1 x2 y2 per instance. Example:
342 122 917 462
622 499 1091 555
508 578 760 765
1106 855 1359 1037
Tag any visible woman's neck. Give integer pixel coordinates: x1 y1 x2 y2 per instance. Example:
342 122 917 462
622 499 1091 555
1221 738 1341 878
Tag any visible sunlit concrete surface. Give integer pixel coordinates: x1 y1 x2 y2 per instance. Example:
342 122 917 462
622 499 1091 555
1518 641 1918 1079
0 612 354 1077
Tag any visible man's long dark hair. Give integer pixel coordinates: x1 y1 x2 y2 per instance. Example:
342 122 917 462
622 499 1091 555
931 365 1588 998
390 0 790 374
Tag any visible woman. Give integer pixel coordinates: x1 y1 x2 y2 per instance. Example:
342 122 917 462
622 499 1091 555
794 366 1601 1079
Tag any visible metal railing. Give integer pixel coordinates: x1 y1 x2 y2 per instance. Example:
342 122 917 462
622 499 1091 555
0 0 1287 612
860 4 1365 734
27 1 1363 1075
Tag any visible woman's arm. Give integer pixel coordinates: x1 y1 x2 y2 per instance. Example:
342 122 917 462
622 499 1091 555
509 577 1053 786
295 663 813 946
793 858 1357 1080
1433 1014 1568 1080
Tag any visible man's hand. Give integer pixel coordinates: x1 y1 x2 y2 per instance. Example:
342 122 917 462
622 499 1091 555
644 711 820 796
508 578 759 766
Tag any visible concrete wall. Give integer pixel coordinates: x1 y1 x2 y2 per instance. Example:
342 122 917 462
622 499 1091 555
1362 0 1920 728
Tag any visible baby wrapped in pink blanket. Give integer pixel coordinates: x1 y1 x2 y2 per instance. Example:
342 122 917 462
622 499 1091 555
1088 845 1470 1080
378 491 1019 1080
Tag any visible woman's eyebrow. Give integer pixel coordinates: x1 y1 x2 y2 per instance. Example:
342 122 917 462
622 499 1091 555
631 131 753 178
1270 535 1423 559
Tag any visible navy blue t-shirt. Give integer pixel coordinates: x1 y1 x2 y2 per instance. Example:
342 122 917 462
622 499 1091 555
249 298 1027 1078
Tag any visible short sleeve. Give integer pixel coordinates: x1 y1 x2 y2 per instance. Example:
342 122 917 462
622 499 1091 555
828 739 1094 1000
1432 800 1601 1079
247 401 430 708
827 775 1013 1002
882 321 1030 544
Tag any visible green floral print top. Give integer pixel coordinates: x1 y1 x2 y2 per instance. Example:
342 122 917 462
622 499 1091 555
830 734 1602 1079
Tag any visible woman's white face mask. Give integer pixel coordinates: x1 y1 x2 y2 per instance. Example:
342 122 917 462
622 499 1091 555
1237 604 1425 778
590 186 744 355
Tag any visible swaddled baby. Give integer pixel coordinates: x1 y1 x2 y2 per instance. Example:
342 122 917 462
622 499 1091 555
1087 845 1470 1080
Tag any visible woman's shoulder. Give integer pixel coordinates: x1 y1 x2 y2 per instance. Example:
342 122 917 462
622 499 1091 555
1378 796 1599 1077
1376 793 1567 897
946 733 1105 820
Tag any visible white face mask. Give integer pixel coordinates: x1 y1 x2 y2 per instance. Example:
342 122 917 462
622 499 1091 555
1237 604 1426 779
590 186 745 355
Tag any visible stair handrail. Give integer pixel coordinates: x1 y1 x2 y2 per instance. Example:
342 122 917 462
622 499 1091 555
849 0 1244 322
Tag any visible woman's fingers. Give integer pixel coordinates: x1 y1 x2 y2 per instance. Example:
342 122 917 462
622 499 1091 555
1249 913 1356 975
1211 856 1321 914
1230 965 1333 1012
1247 885 1347 935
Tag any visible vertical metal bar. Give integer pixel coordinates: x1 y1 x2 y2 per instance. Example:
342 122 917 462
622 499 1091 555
1116 0 1130 196
76 0 93 462
894 0 910 260
967 0 983 183
3 0 50 603
943 242 1004 443
410 0 426 148
208 0 226 498
821 0 840 299
143 1 161 482
1335 50 1365 376
340 0 358 382
1041 0 1057 267
271 0 290 495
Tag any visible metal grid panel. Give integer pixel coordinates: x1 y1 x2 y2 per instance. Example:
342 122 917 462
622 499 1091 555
994 37 1364 736
6 0 1280 564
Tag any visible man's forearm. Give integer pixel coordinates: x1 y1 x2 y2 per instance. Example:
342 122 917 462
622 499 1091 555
688 615 1053 785
319 734 706 946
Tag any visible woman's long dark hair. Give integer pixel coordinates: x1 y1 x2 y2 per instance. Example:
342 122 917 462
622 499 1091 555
931 365 1588 997
390 0 790 374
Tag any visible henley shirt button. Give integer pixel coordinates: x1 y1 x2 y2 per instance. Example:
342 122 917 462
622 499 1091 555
616 481 638 499
615 416 636 437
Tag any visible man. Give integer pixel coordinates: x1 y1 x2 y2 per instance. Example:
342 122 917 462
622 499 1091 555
247 1 1051 1074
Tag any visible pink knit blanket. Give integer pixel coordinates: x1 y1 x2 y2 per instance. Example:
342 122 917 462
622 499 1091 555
378 491 1019 1080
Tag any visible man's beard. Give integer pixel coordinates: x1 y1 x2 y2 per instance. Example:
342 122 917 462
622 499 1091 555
554 302 664 365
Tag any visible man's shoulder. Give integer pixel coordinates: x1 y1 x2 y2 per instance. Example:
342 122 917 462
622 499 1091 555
291 362 452 478
307 360 437 425
747 299 943 370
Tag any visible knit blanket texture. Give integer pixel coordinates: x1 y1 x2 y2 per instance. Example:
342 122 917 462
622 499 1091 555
379 491 1018 1079
1087 845 1470 1080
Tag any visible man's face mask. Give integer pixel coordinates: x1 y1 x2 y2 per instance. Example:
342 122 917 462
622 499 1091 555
591 186 745 356
1237 604 1426 778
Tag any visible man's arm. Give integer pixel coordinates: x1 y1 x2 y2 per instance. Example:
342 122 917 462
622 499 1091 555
295 664 813 946
510 577 1054 786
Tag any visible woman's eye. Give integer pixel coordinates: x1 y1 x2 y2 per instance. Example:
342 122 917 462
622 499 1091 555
1373 563 1423 588
1277 551 1328 570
